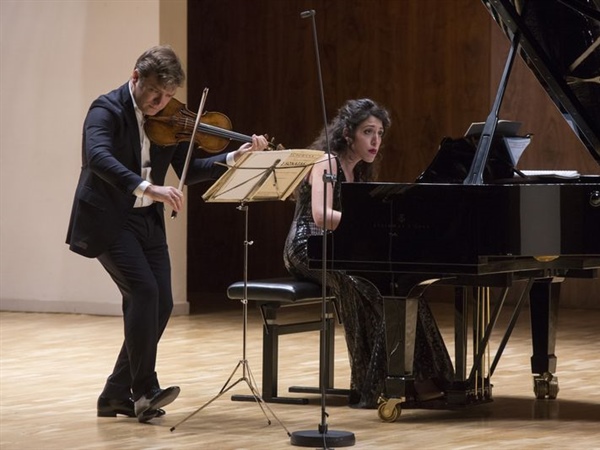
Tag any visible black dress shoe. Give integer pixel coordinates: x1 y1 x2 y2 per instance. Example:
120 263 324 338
97 396 166 418
135 386 180 423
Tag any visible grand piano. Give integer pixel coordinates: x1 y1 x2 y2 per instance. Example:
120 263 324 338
308 0 600 422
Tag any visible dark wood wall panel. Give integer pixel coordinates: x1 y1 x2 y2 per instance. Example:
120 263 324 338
186 0 599 310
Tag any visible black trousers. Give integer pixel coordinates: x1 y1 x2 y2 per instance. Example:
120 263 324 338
97 206 173 401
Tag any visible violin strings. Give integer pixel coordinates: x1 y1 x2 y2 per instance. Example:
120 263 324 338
173 117 252 143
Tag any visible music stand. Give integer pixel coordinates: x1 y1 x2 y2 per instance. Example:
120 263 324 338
170 149 323 433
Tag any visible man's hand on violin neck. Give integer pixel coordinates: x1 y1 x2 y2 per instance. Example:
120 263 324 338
233 134 270 162
144 185 184 211
252 134 269 151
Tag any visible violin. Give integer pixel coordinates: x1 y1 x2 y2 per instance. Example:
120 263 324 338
144 97 276 153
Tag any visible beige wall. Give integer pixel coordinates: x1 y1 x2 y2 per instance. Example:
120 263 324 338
0 0 190 315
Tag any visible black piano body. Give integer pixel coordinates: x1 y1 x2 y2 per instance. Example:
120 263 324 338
308 181 600 419
308 0 600 421
312 181 600 274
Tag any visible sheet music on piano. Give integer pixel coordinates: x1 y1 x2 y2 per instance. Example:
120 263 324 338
464 121 581 179
464 119 522 137
520 169 580 179
465 120 531 166
417 119 533 183
502 136 531 166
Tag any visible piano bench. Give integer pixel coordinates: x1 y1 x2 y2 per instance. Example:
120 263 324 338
226 277 350 404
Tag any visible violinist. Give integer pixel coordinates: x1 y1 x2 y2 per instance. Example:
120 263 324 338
65 45 269 423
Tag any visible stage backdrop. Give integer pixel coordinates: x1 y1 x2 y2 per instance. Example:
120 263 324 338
185 0 600 311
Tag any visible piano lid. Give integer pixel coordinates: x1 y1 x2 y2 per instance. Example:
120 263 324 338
483 0 600 164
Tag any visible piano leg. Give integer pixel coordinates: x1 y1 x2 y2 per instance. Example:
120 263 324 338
529 277 562 399
378 294 418 422
378 279 439 422
454 286 468 382
382 295 418 396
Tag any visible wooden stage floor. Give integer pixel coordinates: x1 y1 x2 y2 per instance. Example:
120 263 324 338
1 301 599 449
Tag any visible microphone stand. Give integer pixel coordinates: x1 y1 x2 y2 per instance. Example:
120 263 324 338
290 9 356 449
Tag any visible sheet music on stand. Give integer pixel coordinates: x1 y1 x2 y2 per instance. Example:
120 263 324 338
203 149 324 203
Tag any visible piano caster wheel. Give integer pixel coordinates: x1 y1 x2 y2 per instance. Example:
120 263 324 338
377 397 403 423
533 372 559 399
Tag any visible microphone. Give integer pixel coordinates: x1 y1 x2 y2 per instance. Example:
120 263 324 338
289 9 355 449
300 9 331 158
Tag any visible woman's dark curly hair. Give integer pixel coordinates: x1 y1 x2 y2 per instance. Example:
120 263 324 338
309 98 391 181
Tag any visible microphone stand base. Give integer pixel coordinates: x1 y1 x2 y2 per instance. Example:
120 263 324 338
290 429 355 448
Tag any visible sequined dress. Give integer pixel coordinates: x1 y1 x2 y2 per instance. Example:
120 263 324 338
283 161 454 408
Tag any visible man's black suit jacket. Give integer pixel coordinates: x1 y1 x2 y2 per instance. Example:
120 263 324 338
66 82 228 258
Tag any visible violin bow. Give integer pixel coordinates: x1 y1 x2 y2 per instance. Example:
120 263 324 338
171 87 209 219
